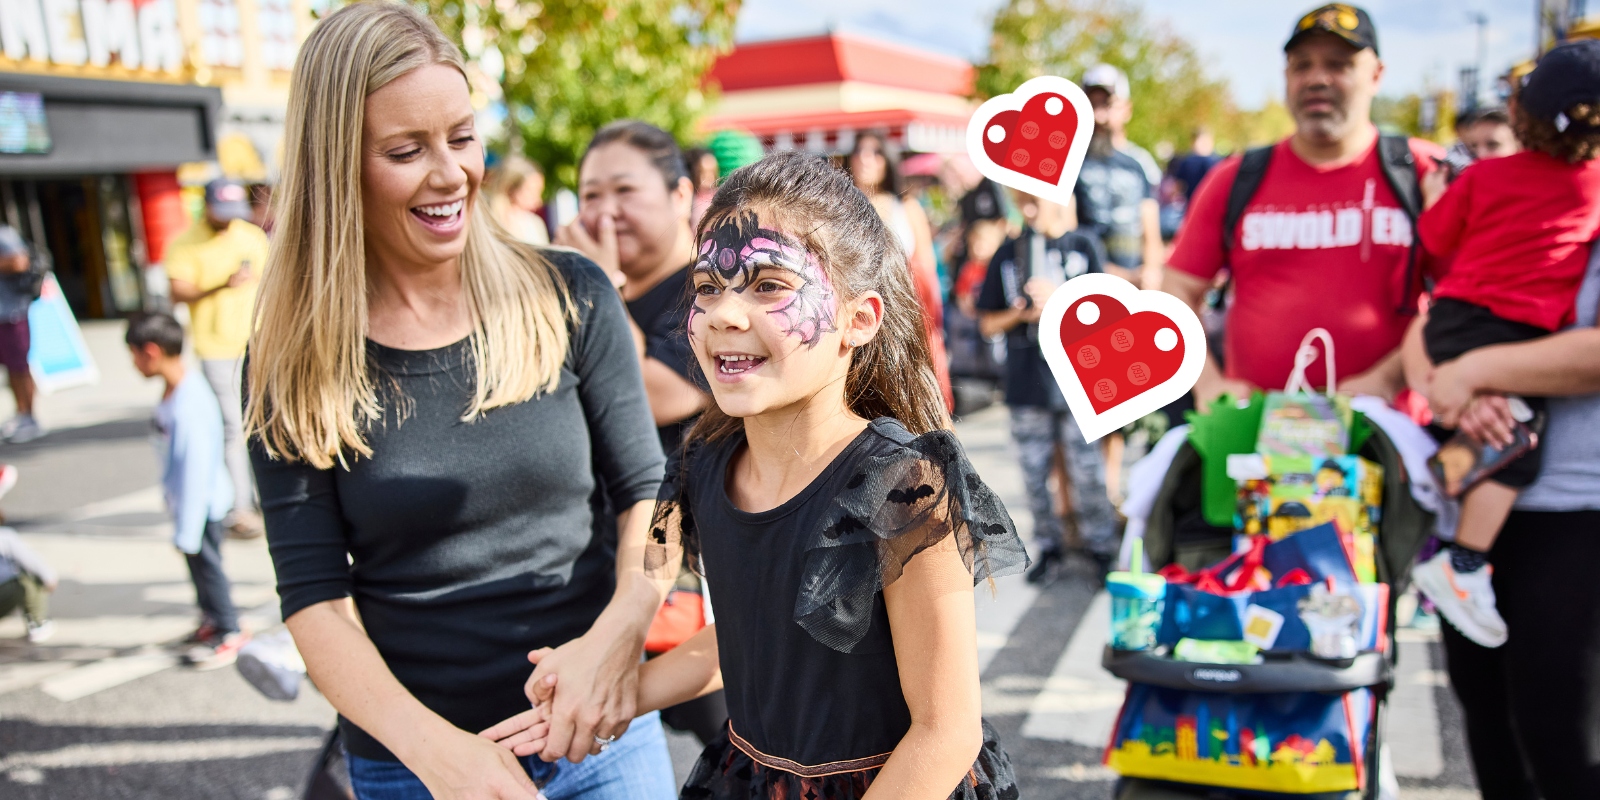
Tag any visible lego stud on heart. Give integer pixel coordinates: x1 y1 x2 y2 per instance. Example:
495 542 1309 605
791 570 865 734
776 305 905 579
1037 274 1207 443
965 75 1094 208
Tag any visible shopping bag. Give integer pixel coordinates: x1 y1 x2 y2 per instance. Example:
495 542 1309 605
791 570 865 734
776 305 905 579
1158 581 1387 654
1105 683 1375 793
1188 329 1376 527
1187 392 1265 527
1157 522 1384 653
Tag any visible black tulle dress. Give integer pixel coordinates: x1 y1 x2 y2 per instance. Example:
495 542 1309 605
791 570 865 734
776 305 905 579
646 418 1028 800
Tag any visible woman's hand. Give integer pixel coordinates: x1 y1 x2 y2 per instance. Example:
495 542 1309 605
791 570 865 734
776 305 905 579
522 621 644 764
483 654 562 758
1427 354 1485 428
409 724 541 800
1455 395 1520 450
554 214 622 288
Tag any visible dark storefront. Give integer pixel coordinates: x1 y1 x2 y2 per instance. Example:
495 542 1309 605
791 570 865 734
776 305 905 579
0 73 221 319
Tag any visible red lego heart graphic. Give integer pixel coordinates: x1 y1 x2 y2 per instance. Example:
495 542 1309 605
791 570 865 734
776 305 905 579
1057 294 1185 415
965 76 1093 209
978 92 1082 186
1037 274 1207 442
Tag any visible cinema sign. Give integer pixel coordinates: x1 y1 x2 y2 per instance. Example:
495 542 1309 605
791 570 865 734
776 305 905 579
0 0 186 74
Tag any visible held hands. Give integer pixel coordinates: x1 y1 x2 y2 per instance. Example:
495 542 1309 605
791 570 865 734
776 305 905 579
480 650 562 758
413 723 542 800
480 649 615 760
483 627 643 764
554 215 623 289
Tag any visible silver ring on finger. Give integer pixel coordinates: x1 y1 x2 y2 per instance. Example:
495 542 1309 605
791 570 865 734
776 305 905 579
593 733 617 753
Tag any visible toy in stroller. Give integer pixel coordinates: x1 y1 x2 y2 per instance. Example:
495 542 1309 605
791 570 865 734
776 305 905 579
1102 332 1435 799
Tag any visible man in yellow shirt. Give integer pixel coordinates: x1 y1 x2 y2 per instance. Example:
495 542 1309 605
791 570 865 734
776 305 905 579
164 179 267 539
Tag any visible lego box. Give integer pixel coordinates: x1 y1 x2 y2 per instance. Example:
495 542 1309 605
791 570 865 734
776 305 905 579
1235 455 1381 583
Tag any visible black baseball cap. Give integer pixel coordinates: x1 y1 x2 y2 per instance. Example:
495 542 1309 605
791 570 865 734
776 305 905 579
960 179 1005 225
1285 4 1379 56
204 178 252 222
1520 40 1600 127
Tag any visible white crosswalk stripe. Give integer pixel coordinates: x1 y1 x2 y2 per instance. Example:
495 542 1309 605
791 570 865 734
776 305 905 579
1019 591 1124 748
38 649 179 702
1390 630 1447 779
976 573 1038 674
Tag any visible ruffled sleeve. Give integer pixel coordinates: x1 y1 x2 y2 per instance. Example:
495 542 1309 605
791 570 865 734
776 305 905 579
645 442 701 581
794 422 1029 653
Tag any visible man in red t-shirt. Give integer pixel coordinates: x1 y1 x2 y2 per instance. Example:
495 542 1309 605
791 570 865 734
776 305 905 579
1164 3 1443 407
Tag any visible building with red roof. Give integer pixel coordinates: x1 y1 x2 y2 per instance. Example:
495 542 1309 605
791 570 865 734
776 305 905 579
701 32 976 154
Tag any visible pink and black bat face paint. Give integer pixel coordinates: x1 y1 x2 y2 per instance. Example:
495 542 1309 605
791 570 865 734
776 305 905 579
691 211 837 347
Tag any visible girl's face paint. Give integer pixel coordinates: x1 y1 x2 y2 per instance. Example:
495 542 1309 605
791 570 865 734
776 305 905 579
690 211 837 346
689 211 851 419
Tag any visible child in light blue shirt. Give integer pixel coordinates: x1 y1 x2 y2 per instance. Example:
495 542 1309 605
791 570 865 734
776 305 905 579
127 313 246 668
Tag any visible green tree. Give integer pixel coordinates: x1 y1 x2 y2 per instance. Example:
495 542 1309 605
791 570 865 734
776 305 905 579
1373 91 1457 144
976 0 1242 157
419 0 739 191
1231 99 1296 150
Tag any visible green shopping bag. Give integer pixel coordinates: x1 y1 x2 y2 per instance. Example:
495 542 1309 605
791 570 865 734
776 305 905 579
1186 393 1264 527
1186 330 1375 528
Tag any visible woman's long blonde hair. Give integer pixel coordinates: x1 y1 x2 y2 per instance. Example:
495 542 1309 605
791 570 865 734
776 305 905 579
245 1 574 469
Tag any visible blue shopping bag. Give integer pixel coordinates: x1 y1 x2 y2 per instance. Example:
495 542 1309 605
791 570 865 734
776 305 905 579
1157 522 1384 654
1158 582 1387 654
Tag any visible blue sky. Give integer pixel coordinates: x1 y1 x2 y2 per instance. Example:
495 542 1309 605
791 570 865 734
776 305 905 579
735 0 1541 110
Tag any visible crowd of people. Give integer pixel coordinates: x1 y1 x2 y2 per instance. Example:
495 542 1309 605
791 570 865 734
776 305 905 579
1 1 1597 799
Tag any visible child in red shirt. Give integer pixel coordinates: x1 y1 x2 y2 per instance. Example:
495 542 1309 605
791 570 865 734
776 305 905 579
1408 40 1600 649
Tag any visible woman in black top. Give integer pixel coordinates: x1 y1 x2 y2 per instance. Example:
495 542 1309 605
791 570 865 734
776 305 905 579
489 154 1027 798
243 5 675 798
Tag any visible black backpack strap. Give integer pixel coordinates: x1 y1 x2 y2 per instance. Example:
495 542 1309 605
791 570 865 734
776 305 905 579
1376 134 1423 314
1220 145 1276 258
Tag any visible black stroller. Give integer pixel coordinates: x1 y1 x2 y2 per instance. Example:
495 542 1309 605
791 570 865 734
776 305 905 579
1104 420 1435 799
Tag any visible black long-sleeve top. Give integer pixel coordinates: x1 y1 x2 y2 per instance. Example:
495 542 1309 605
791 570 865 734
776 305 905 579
251 251 665 761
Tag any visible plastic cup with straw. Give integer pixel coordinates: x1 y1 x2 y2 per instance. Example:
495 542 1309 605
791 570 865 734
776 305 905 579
1106 538 1167 651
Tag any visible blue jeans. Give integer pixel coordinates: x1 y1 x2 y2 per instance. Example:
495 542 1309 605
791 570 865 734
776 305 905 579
346 711 676 800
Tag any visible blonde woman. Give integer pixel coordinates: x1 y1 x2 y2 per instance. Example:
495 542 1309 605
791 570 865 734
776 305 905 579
244 4 675 798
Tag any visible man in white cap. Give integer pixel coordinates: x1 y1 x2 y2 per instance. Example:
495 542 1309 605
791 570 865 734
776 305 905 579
1082 64 1162 184
1076 63 1164 288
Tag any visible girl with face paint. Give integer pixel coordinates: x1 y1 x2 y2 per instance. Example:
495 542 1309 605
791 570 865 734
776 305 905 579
485 153 1028 800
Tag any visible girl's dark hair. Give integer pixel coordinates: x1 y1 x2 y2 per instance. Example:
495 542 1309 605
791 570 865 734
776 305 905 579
686 151 948 447
1514 100 1600 164
845 130 902 196
581 120 690 188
